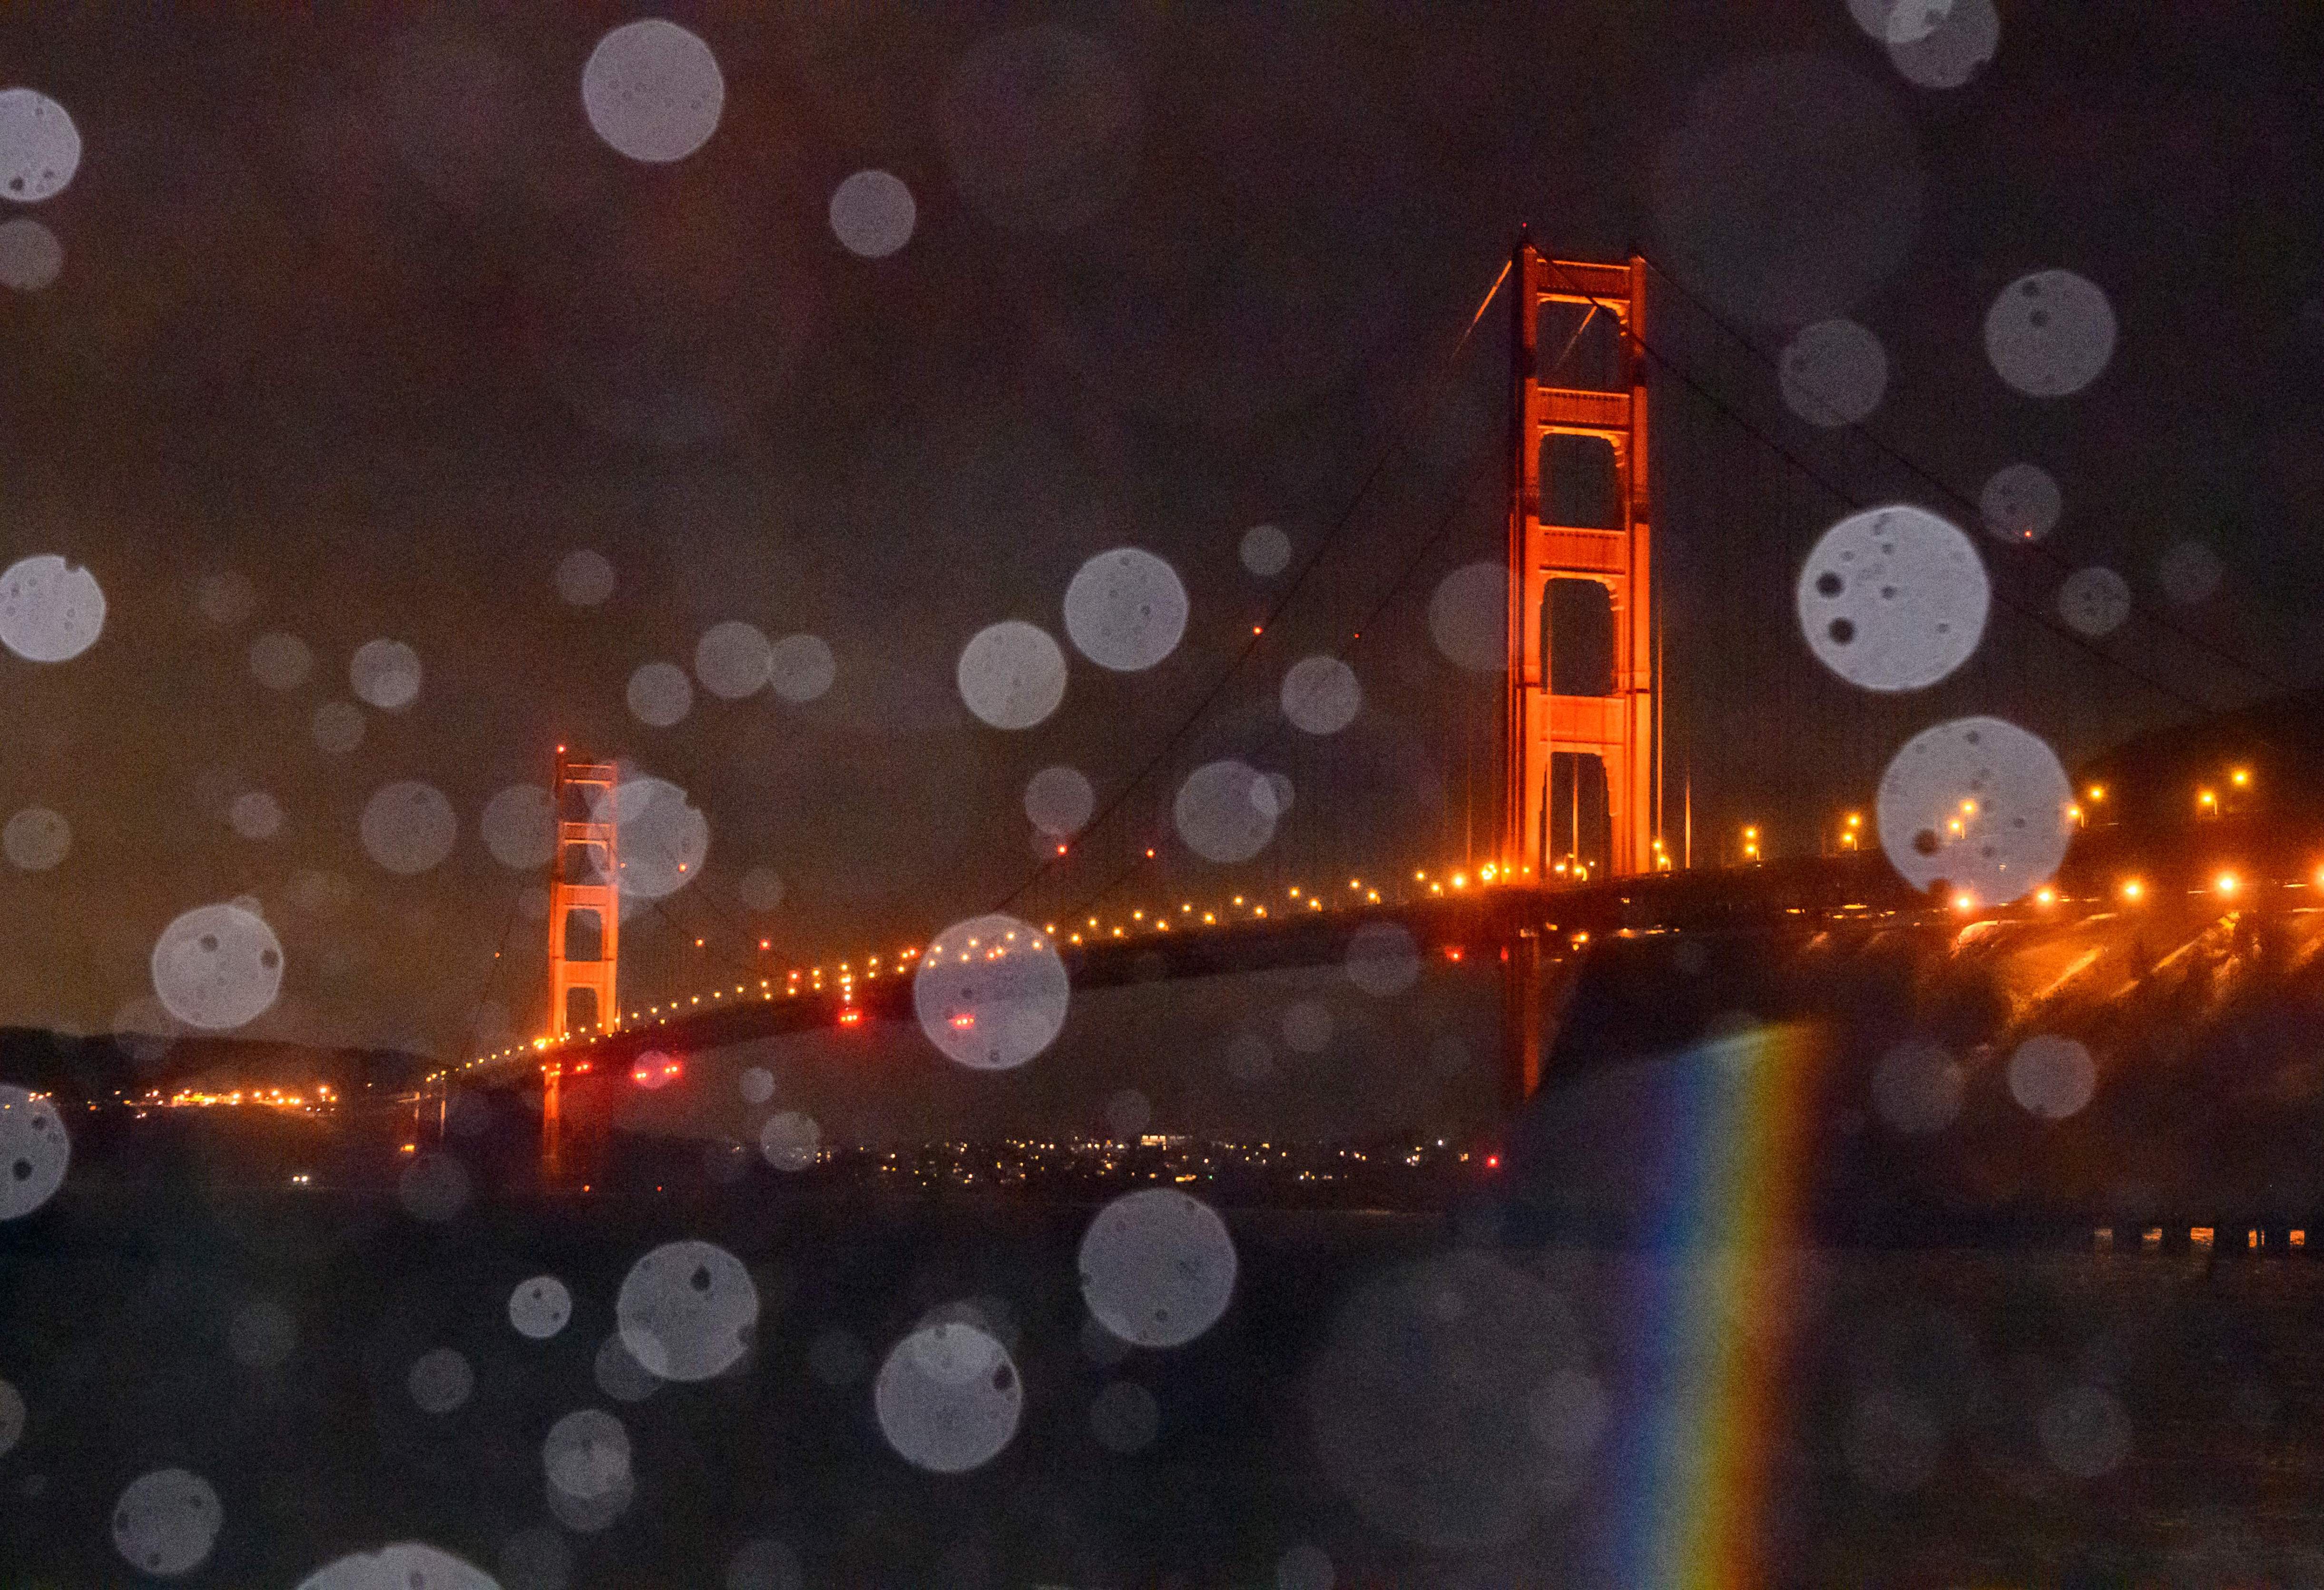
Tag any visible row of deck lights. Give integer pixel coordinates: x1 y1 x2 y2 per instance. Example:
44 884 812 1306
452 771 2310 1079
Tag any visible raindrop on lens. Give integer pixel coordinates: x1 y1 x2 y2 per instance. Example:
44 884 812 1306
1876 715 2071 905
912 912 1070 1070
2008 1034 2096 1120
957 620 1067 730
1986 270 2117 397
1281 656 1362 735
480 785 558 871
110 1468 221 1578
1796 505 1988 691
350 638 422 711
1172 760 1277 864
759 1110 819 1172
362 781 459 874
2057 566 2131 637
873 1319 1023 1472
509 1276 573 1341
556 549 615 607
312 701 365 756
1078 1188 1238 1349
1088 1379 1159 1453
408 1347 473 1413
249 633 315 692
627 660 694 727
0 216 60 289
695 621 773 700
0 554 104 662
0 88 81 202
295 1542 500 1590
2 807 69 872
1241 523 1292 577
829 169 916 258
582 20 725 164
1344 922 1420 997
766 634 836 703
150 904 284 1031
1024 765 1095 838
1064 548 1189 672
0 1083 70 1219
1428 563 1506 672
616 1239 758 1381
229 791 283 841
1779 318 1888 426
1979 463 2061 544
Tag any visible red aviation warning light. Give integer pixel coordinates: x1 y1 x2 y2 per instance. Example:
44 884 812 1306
837 1006 864 1028
630 1053 682 1088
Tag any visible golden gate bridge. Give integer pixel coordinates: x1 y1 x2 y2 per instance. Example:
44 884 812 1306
436 238 2314 1137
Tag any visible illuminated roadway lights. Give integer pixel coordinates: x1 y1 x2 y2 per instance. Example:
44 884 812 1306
2215 870 2241 901
2034 885 2057 909
2198 788 2219 819
1742 824 1761 864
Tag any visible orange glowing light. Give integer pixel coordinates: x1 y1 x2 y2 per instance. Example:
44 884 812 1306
1952 892 1976 913
1443 945 1464 962
2215 870 2240 897
2231 768 2251 788
949 1012 975 1030
838 1008 864 1027
2121 878 2145 902
2087 785 2105 802
2035 886 2055 907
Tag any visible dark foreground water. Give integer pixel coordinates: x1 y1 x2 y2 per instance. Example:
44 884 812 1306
9 1151 2324 1588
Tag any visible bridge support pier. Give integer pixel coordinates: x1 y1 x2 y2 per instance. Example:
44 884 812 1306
1500 931 1544 1109
540 1065 563 1184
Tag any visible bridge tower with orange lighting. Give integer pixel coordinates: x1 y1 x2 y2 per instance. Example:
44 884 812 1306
547 748 619 1041
1503 237 1658 883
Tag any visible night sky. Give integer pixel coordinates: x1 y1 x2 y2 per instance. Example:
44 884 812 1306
1 3 2319 1058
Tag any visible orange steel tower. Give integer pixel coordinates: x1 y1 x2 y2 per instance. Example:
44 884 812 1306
1503 237 1657 882
547 748 619 1040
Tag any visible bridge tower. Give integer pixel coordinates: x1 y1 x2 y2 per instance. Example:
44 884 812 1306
1502 239 1658 883
547 748 619 1041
